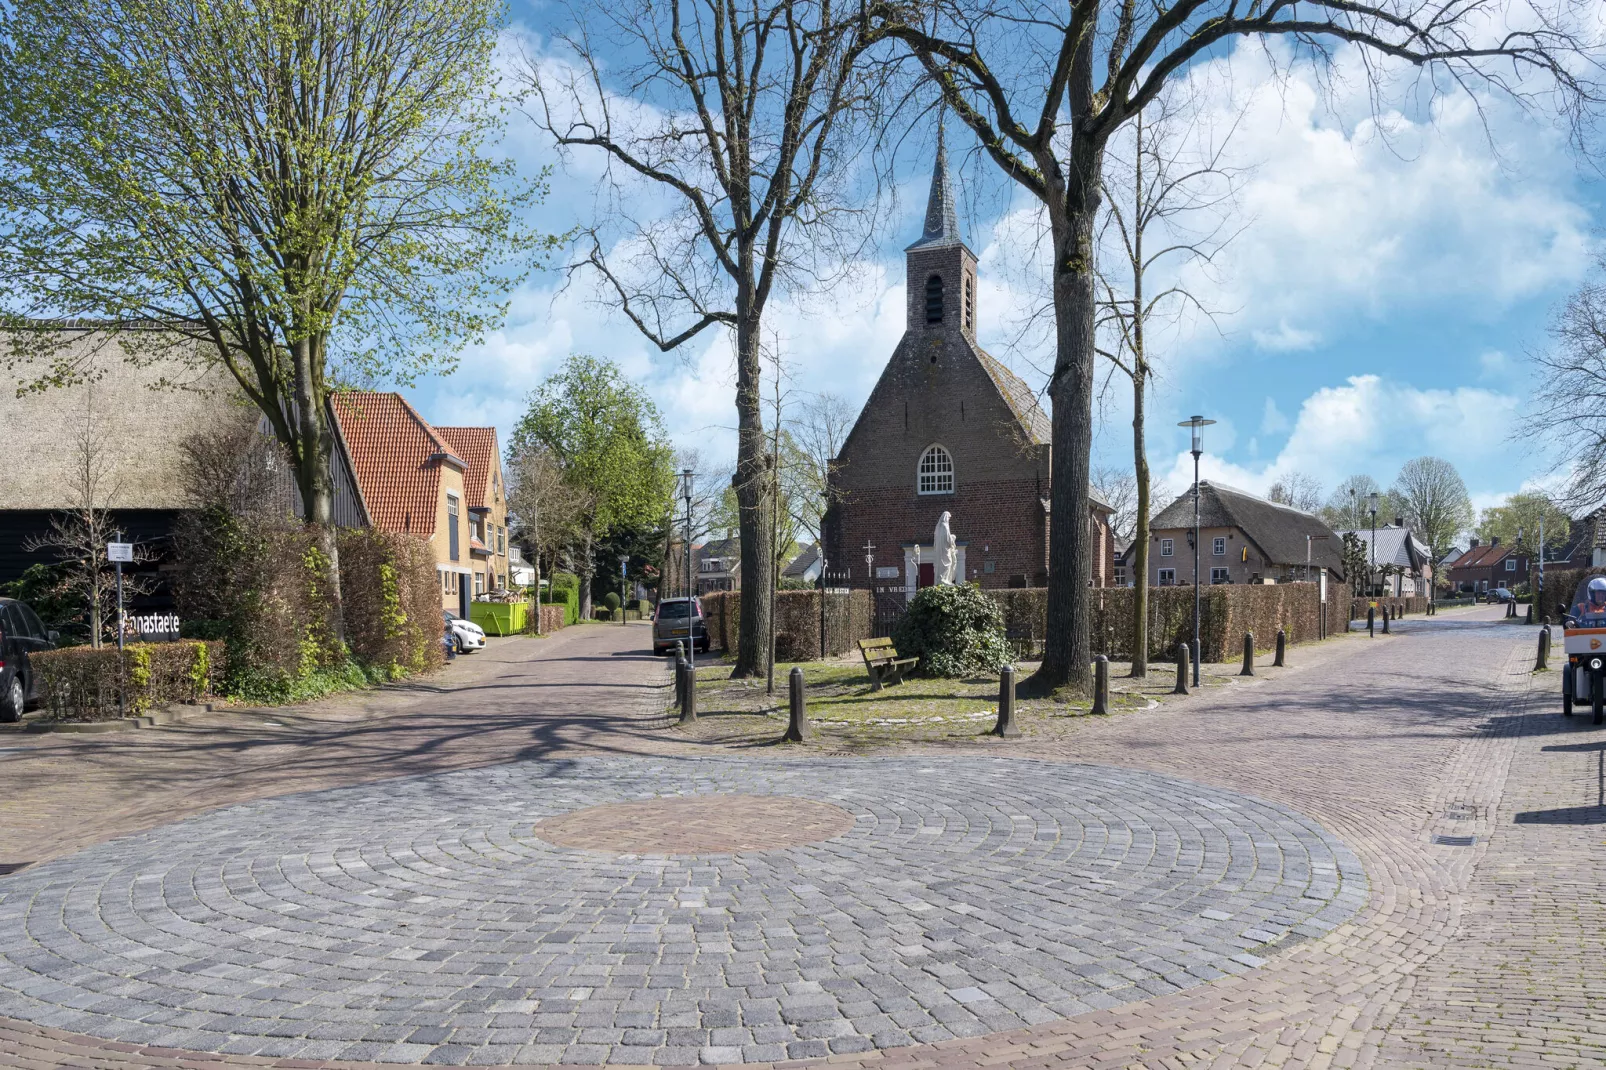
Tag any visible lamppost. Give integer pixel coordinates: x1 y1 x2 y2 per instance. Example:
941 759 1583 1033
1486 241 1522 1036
680 468 695 671
619 554 629 625
1367 491 1379 598
1178 416 1214 686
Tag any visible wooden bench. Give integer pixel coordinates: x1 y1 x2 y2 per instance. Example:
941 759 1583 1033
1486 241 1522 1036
858 637 918 691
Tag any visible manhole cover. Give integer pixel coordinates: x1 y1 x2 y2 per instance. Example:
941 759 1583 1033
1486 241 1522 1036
1432 834 1475 847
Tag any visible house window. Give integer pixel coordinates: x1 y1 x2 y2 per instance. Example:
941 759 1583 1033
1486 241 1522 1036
1211 567 1230 584
1505 559 1517 572
917 445 955 494
925 274 944 323
1158 568 1176 586
474 571 484 596
1160 538 1174 557
1212 537 1226 556
498 526 506 554
447 494 461 561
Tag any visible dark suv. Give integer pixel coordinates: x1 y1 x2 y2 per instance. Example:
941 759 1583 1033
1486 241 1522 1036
1 597 58 722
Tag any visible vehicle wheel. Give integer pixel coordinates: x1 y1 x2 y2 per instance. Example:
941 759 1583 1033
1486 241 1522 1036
0 674 22 723
1564 669 1574 716
1593 673 1602 726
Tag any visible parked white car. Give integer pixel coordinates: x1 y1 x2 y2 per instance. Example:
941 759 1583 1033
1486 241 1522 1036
443 611 485 653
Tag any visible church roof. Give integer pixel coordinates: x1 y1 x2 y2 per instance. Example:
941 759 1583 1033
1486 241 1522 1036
975 349 1052 445
906 124 965 251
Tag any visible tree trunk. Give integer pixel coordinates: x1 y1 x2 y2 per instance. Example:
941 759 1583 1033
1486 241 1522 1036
1031 141 1102 695
1131 384 1151 676
291 333 345 644
731 312 773 679
579 530 595 620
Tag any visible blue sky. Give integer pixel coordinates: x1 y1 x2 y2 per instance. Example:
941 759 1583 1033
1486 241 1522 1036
398 20 1604 524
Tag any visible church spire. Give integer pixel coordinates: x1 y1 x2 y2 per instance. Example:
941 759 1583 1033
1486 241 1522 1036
908 117 962 249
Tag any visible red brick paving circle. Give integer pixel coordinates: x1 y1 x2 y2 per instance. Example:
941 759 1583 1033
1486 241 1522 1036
531 792 856 853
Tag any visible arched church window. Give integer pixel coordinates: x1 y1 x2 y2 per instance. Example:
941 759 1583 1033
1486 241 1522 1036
964 273 975 329
924 274 944 324
917 444 955 495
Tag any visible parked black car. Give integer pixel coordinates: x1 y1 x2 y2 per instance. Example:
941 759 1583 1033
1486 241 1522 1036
0 597 58 722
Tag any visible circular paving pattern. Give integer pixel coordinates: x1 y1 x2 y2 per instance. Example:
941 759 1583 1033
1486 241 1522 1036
533 794 855 853
0 757 1365 1066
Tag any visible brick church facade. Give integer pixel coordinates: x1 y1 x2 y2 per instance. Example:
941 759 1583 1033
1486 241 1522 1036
822 136 1113 591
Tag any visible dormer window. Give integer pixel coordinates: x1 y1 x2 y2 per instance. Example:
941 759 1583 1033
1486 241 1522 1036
917 444 955 494
925 274 944 324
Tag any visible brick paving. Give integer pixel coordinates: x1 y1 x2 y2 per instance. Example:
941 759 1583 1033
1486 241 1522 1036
1 607 1599 1069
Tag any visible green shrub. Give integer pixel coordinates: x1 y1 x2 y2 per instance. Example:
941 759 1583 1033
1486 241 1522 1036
893 584 1013 678
604 591 622 611
32 641 226 721
543 571 581 626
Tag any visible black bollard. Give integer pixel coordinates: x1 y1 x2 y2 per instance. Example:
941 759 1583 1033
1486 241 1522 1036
785 666 810 741
1525 602 1534 625
1091 656 1110 715
1274 627 1287 667
1367 607 1375 637
1536 626 1550 672
1174 643 1190 695
1382 607 1391 634
1240 632 1255 676
674 644 687 709
680 662 697 723
994 665 1020 737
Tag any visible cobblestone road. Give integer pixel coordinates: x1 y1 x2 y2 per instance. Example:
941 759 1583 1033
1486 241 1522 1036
1 609 1600 1070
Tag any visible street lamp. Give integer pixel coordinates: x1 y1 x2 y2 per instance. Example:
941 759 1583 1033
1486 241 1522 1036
680 468 695 670
618 554 629 625
1178 416 1215 686
1367 491 1379 598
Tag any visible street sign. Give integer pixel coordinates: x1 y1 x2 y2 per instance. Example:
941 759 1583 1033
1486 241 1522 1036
107 542 133 563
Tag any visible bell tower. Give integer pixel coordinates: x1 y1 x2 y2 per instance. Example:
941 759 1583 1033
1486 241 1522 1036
904 125 978 342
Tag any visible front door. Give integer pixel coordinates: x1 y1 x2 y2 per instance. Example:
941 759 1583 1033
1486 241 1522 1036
459 583 470 618
917 562 935 588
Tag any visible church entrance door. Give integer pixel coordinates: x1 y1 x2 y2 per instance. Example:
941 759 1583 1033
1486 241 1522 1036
917 563 935 588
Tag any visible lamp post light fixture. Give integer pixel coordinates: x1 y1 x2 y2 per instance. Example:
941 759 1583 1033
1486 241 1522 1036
1367 491 1379 598
680 467 695 670
1177 416 1215 686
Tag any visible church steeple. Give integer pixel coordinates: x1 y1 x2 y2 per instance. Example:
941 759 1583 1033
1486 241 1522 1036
907 122 964 250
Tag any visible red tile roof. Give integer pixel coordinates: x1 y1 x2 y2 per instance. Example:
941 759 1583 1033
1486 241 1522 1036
436 427 499 511
330 392 465 538
1447 543 1513 570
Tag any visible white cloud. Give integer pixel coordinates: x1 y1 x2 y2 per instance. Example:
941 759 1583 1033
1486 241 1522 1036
1251 322 1321 352
1260 397 1290 435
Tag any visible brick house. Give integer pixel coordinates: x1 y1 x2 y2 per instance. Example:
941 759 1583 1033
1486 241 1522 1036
695 537 740 594
1444 538 1532 594
330 392 505 616
1147 482 1344 586
1334 521 1433 596
822 136 1113 591
436 427 511 597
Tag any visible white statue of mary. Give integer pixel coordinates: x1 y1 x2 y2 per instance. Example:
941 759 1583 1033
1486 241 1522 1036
934 511 958 584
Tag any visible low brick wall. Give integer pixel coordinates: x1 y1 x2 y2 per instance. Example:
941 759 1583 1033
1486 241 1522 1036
1347 595 1430 620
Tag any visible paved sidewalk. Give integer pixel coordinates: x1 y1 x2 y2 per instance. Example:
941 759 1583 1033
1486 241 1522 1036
2 608 1598 1069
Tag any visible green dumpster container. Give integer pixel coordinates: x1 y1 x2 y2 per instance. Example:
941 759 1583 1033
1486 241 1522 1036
469 601 527 636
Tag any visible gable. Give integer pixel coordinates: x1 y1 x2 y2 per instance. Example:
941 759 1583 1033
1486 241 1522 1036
835 331 1048 492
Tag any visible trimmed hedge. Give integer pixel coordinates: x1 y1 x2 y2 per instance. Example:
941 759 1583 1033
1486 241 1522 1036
701 589 872 658
337 529 445 678
543 572 581 627
31 641 226 721
1347 595 1430 620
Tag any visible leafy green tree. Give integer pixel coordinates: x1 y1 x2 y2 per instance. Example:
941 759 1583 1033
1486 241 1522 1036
1476 492 1571 557
0 0 542 632
510 356 676 619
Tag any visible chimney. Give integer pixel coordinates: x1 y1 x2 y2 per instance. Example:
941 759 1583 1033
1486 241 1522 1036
1470 537 1480 547
1394 516 1404 528
1491 536 1500 547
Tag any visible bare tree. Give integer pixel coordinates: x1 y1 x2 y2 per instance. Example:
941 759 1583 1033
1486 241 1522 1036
507 445 590 610
25 387 152 647
1091 465 1138 542
1392 456 1474 560
1095 81 1244 675
1533 258 1606 511
1267 472 1324 514
869 0 1601 692
522 0 885 677
789 392 856 545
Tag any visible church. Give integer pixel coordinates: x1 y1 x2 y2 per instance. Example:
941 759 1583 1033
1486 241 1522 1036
822 136 1113 591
